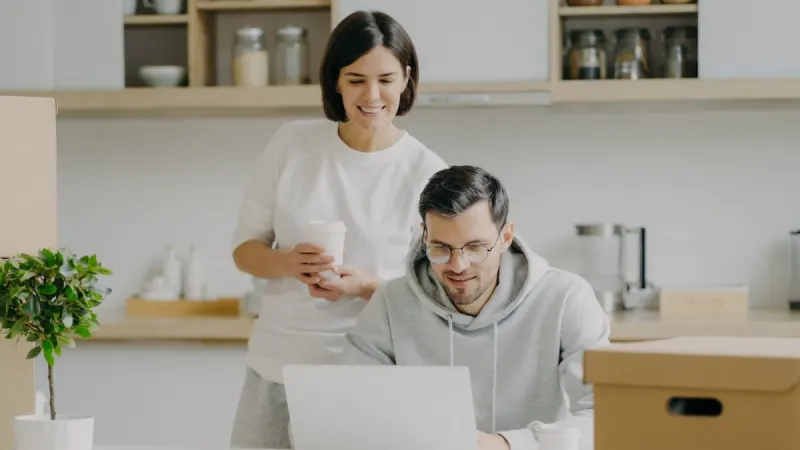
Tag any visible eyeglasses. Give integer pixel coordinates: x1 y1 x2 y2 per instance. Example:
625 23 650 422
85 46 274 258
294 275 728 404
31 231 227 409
424 227 505 265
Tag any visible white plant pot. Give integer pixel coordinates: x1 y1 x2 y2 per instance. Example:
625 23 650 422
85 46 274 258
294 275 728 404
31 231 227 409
14 415 94 450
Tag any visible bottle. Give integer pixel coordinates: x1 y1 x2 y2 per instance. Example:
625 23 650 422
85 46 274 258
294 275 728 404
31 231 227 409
184 245 206 300
161 245 182 298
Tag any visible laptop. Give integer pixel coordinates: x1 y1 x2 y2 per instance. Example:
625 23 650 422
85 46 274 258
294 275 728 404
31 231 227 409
282 364 478 450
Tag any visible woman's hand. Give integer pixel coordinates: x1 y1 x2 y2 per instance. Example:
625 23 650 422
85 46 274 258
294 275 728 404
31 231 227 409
307 265 380 302
282 243 336 285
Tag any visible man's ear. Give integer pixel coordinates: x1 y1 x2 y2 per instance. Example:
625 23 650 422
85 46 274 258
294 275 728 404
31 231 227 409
501 221 515 251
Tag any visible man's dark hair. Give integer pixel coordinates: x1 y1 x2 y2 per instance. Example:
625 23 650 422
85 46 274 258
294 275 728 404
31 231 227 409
418 165 509 230
319 10 419 122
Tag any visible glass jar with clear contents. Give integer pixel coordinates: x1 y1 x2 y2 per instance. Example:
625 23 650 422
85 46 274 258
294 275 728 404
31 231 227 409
233 26 268 87
274 25 310 85
613 27 652 79
663 26 698 78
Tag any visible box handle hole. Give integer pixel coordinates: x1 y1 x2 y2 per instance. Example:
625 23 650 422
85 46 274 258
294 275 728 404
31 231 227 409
667 397 723 417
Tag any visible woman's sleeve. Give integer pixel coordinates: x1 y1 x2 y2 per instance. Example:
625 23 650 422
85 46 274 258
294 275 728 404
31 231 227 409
230 124 292 252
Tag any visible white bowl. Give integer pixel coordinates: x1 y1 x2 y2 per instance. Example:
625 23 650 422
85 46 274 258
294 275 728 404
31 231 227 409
138 65 185 88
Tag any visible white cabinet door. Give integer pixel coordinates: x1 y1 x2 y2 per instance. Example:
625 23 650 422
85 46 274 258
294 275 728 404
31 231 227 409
53 0 125 89
700 0 800 79
335 0 549 84
0 1 54 89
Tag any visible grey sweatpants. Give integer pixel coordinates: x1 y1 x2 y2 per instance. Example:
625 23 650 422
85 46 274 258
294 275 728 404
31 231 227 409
230 367 293 449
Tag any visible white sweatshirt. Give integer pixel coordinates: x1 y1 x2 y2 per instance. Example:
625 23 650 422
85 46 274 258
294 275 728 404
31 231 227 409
231 118 448 383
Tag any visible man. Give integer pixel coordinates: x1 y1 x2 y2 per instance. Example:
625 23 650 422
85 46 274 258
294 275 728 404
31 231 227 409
342 165 611 450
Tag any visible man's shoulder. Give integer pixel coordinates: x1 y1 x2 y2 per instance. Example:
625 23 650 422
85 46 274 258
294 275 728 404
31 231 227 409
375 275 419 306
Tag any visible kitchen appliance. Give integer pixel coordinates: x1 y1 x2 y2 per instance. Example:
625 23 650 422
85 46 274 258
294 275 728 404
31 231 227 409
575 223 656 312
789 230 800 310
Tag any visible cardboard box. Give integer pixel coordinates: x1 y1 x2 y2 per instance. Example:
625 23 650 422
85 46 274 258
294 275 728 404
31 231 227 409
0 95 58 450
585 336 800 450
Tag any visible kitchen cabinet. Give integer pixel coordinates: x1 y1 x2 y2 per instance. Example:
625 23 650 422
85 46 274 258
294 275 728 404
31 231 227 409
0 1 54 89
699 0 800 79
335 0 549 84
0 0 125 90
54 0 125 89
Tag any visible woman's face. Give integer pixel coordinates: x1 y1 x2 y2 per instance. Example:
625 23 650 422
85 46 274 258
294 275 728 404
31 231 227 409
337 45 410 133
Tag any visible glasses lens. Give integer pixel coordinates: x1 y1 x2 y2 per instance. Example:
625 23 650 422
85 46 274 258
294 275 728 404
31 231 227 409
463 245 488 263
426 246 451 264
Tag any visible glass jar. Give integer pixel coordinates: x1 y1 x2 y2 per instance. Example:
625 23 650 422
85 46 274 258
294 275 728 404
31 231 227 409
663 26 698 78
613 27 652 80
566 29 607 80
233 26 268 87
274 25 310 85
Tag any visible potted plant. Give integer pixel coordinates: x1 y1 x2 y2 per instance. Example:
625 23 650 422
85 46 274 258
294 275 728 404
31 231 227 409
0 248 112 450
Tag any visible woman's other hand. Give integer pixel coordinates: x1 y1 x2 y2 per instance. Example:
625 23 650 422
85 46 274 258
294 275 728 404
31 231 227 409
282 242 335 285
307 265 380 302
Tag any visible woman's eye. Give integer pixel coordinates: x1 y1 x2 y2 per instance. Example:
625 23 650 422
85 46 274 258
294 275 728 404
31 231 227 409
348 80 364 85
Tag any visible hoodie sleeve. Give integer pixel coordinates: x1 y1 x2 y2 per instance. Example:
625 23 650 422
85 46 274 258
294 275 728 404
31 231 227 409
341 284 397 365
497 277 611 450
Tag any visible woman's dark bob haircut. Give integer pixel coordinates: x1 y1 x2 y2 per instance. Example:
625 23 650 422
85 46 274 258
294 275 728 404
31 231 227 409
319 10 419 122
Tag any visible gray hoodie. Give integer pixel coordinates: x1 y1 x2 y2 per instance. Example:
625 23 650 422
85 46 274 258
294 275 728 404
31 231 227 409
342 234 611 450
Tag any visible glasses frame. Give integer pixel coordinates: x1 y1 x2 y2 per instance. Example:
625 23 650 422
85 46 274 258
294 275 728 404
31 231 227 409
423 223 506 265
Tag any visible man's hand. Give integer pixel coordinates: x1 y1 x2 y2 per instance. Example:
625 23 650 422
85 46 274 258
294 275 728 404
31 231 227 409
477 431 510 450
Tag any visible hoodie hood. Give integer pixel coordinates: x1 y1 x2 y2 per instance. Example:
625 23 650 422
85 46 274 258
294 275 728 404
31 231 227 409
403 232 552 433
406 232 551 330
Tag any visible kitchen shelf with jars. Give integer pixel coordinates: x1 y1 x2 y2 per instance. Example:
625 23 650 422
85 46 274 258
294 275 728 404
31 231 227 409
551 0 702 103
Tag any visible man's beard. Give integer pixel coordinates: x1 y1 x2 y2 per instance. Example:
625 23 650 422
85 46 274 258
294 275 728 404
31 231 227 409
443 275 489 306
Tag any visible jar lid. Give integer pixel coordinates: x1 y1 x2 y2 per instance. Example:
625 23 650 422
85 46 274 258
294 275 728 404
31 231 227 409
237 26 264 38
277 25 308 38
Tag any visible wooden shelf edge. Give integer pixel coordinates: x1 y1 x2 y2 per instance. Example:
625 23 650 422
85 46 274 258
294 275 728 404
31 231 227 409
86 316 254 341
559 4 698 17
0 85 323 116
196 0 330 11
124 14 188 25
5 79 800 116
78 309 800 343
420 82 550 94
551 78 800 103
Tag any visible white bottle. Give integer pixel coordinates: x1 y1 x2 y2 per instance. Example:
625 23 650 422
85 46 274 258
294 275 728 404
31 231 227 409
161 245 182 298
183 245 206 300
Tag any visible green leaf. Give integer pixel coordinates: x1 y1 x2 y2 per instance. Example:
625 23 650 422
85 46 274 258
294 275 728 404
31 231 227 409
37 284 56 295
41 339 54 366
26 334 38 342
74 327 91 339
20 271 35 281
11 319 25 336
26 346 41 359
23 296 39 318
40 249 55 266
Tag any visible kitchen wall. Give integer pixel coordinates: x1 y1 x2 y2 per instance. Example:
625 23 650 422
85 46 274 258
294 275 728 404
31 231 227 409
41 103 800 445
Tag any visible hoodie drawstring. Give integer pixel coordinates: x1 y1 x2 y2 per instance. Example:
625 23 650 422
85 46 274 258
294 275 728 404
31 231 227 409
447 315 499 434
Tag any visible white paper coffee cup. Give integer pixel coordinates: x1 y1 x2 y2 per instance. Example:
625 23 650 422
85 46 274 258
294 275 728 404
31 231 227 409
303 220 347 280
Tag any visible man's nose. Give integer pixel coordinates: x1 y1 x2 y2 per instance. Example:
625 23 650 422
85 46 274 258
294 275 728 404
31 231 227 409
447 249 469 272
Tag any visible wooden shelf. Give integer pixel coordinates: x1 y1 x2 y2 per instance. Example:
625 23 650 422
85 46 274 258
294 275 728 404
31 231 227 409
559 4 698 17
196 0 331 11
87 316 254 342
6 79 800 116
551 79 800 103
124 14 188 25
80 309 800 343
1 85 322 117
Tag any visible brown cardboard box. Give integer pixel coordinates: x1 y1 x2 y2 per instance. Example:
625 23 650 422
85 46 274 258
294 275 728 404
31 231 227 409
0 95 58 450
585 336 800 450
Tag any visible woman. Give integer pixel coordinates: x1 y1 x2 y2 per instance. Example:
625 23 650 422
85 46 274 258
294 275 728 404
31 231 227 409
228 10 448 449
